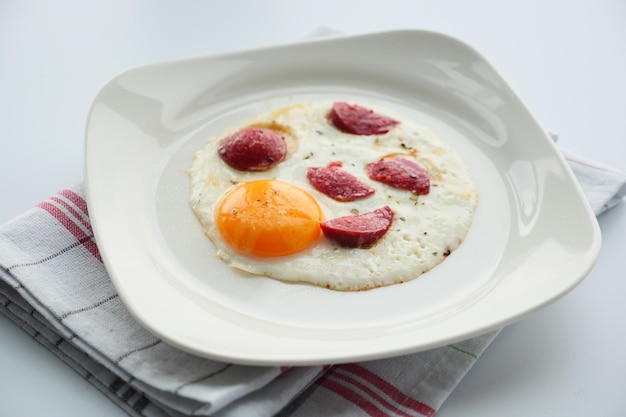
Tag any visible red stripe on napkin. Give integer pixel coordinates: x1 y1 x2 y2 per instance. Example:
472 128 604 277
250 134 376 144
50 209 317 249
339 364 436 417
37 199 102 263
329 370 419 417
59 189 90 215
50 196 92 233
317 373 384 417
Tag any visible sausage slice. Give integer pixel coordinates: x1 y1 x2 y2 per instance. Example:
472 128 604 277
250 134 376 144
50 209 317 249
320 206 394 248
218 127 287 171
366 158 430 195
307 163 375 202
328 102 399 135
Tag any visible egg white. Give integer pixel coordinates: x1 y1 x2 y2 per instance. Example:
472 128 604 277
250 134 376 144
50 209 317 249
189 101 478 291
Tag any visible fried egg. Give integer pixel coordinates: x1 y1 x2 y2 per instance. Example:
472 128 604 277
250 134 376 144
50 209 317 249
189 101 478 291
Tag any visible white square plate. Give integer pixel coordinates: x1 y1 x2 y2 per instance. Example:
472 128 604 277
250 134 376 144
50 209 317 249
85 30 601 365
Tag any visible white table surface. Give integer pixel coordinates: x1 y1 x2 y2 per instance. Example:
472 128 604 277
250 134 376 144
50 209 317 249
1 1 625 416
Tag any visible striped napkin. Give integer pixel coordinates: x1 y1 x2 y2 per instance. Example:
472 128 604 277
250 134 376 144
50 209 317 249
0 152 624 417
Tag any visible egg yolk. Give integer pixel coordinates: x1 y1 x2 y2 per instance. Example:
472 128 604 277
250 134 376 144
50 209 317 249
215 180 323 257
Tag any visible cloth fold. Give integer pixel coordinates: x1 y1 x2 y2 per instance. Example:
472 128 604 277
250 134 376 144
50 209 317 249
1 151 624 417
